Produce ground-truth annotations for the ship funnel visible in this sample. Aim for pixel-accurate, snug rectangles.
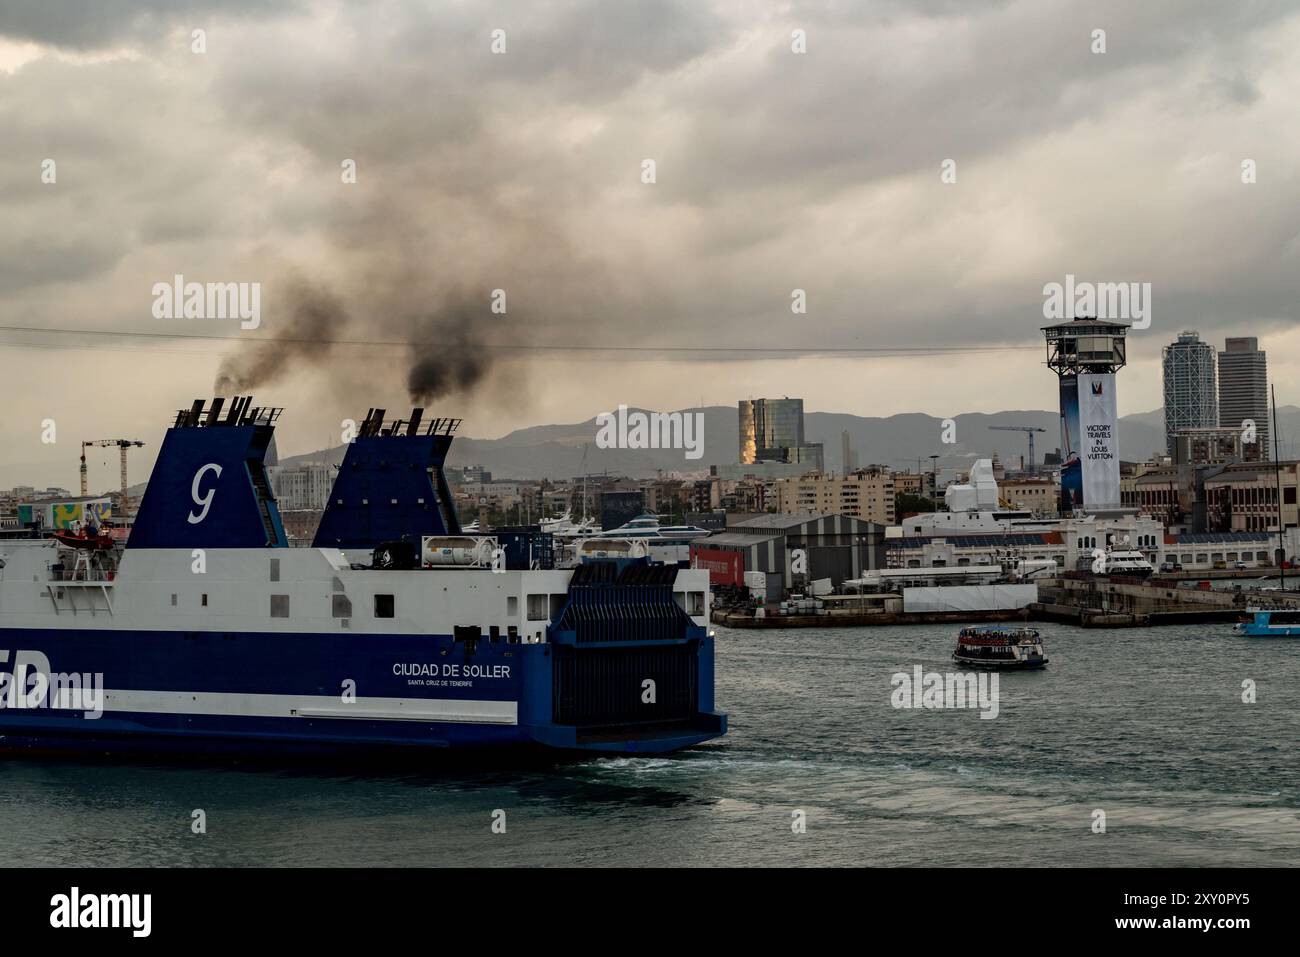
[127,396,287,549]
[312,408,463,549]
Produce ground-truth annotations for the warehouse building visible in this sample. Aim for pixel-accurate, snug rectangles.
[690,512,886,589]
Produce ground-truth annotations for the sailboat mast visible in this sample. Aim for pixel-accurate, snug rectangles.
[581,443,589,524]
[1273,384,1285,589]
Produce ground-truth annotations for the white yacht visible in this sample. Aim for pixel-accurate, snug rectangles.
[591,514,712,544]
[1102,548,1155,578]
[900,460,1055,536]
[539,510,598,538]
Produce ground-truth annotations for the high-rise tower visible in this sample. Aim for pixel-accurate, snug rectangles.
[840,431,857,473]
[738,398,824,471]
[1042,318,1128,513]
[1162,330,1218,454]
[1218,337,1269,461]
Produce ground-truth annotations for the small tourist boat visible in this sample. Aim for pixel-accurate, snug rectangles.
[953,626,1049,669]
[1233,609,1300,637]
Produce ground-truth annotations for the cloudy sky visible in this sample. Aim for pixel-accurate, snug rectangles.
[2,0,1298,489]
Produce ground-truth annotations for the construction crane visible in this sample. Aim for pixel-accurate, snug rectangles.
[80,439,145,518]
[988,425,1046,475]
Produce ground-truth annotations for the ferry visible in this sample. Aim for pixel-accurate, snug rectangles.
[0,398,726,758]
[953,626,1049,669]
[1233,609,1300,637]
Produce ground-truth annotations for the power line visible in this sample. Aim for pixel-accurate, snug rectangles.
[0,323,1039,358]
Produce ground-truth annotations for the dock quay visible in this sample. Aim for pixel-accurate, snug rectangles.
[1031,574,1300,628]
[713,573,1300,629]
[712,608,1029,629]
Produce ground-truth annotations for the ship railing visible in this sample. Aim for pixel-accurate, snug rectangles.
[48,568,116,583]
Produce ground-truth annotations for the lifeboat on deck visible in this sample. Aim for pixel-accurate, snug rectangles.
[51,526,117,551]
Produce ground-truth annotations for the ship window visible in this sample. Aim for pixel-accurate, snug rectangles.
[507,595,519,617]
[374,594,395,618]
[171,593,177,607]
[271,595,290,618]
[1257,551,1268,561]
[1181,554,1192,563]
[549,594,566,620]
[687,591,705,616]
[332,594,352,618]
[1196,554,1208,563]
[201,594,208,607]
[270,558,281,582]
[526,594,549,621]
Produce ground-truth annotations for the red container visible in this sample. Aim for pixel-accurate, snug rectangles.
[690,546,744,586]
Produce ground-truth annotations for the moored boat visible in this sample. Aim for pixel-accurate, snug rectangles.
[589,514,711,544]
[1102,547,1155,578]
[953,626,1049,669]
[1233,609,1300,637]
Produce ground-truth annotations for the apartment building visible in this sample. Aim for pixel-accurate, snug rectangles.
[774,467,896,525]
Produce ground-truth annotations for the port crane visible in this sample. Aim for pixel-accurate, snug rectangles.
[80,439,145,517]
[988,425,1046,475]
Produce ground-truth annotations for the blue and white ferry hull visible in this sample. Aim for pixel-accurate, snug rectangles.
[0,399,726,758]
[0,623,723,757]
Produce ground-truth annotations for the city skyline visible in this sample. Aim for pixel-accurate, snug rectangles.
[10,380,1300,493]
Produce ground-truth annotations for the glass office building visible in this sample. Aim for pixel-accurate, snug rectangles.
[738,398,824,472]
[1218,337,1270,461]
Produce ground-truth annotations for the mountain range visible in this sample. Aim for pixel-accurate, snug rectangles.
[275,406,1300,481]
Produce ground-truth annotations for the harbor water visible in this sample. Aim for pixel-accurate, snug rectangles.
[1,622,1297,867]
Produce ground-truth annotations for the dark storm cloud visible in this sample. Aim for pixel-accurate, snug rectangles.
[0,54,250,297]
[2,0,1299,406]
[0,0,298,49]
[0,234,121,290]
[1206,71,1261,108]
[672,0,1298,197]
[216,0,725,157]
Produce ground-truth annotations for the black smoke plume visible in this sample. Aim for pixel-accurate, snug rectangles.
[214,281,340,395]
[216,278,501,405]
[405,304,491,404]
